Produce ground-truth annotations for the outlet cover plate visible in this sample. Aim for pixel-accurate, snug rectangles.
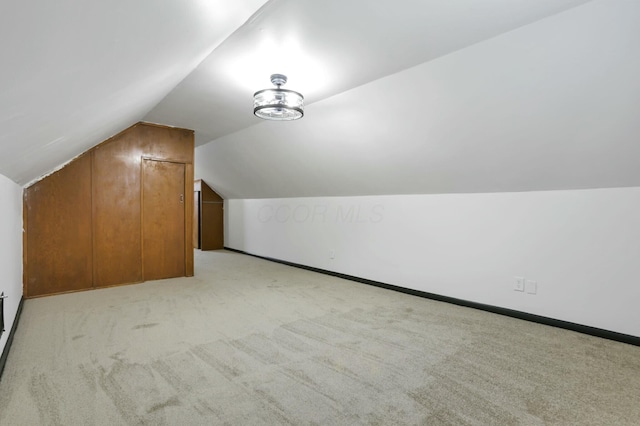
[514,277,525,292]
[526,280,537,294]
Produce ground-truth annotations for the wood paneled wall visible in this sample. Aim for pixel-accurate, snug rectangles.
[194,180,224,250]
[24,123,194,298]
[25,153,93,295]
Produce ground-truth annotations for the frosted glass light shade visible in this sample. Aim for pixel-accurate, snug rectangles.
[253,74,304,120]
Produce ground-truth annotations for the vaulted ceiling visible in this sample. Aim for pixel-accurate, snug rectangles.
[0,0,268,184]
[2,0,639,199]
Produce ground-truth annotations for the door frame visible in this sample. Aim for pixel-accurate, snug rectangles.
[140,156,194,280]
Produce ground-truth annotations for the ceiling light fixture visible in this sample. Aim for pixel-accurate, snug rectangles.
[253,74,304,120]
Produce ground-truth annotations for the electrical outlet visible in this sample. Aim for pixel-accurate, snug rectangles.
[329,249,335,260]
[514,277,525,292]
[526,280,537,294]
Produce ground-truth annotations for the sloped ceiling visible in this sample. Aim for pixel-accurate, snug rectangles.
[145,0,592,146]
[4,0,639,199]
[0,0,268,185]
[195,0,640,198]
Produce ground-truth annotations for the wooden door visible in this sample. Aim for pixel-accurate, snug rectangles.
[201,201,224,250]
[142,159,186,280]
[196,179,224,250]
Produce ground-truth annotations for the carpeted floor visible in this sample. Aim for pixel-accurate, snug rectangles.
[1,250,639,425]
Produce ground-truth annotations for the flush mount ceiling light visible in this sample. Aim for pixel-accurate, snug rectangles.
[253,74,304,120]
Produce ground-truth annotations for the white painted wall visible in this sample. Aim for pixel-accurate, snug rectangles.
[0,174,23,356]
[226,187,640,337]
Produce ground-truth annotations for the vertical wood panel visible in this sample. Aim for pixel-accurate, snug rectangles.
[193,191,201,249]
[199,180,224,250]
[184,163,194,276]
[25,154,93,297]
[142,160,186,280]
[201,181,223,203]
[92,131,143,287]
[201,202,224,250]
[137,124,194,163]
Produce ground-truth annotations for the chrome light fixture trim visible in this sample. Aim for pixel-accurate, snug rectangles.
[254,74,304,120]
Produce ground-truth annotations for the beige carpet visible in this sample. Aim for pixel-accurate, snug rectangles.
[1,250,639,425]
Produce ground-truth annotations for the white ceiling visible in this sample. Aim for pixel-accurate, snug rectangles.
[145,0,592,146]
[3,0,639,200]
[0,0,268,185]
